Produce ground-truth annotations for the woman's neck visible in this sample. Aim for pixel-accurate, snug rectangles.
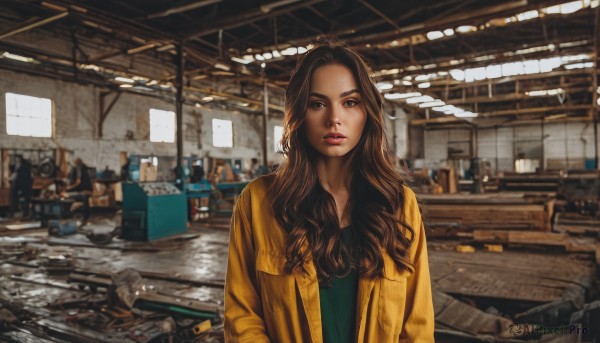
[315,156,352,194]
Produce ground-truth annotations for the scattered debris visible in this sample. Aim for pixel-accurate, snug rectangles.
[455,245,475,253]
[484,244,503,252]
[48,219,78,237]
[5,222,42,231]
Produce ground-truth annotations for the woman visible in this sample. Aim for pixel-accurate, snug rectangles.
[225,44,434,342]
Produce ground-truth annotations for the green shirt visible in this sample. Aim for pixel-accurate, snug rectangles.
[319,226,359,343]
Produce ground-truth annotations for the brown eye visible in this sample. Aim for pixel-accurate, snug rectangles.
[344,99,359,107]
[309,101,325,109]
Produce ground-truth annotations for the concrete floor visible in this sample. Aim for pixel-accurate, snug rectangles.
[1,211,598,342]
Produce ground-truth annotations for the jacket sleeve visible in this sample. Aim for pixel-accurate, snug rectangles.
[400,187,435,342]
[224,187,270,342]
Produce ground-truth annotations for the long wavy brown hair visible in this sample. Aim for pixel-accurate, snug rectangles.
[270,44,415,285]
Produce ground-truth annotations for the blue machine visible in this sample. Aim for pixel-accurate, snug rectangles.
[121,182,187,241]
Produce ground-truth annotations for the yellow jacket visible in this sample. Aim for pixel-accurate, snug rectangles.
[225,175,434,342]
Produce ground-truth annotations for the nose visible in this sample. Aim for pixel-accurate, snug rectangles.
[326,104,342,127]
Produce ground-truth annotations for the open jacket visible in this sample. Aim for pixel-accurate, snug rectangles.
[224,175,434,342]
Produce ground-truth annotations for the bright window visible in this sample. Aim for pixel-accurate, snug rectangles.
[212,119,233,147]
[149,108,175,143]
[274,125,283,152]
[5,92,52,137]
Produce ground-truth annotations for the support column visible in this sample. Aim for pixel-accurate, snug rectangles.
[176,42,184,180]
[263,79,269,168]
[593,6,599,168]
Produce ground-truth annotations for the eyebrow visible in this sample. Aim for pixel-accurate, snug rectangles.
[309,89,360,99]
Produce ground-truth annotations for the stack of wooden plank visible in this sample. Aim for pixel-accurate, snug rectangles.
[554,212,600,236]
[419,193,555,232]
[472,230,599,258]
[495,172,562,193]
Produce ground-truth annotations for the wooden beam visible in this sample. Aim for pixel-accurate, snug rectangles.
[442,87,594,105]
[186,0,325,40]
[186,86,285,112]
[146,0,222,19]
[411,114,595,126]
[370,37,594,78]
[0,12,69,40]
[307,6,335,28]
[439,70,596,89]
[482,105,591,117]
[347,0,532,46]
[378,67,596,93]
[348,0,580,46]
[286,13,322,35]
[358,0,400,30]
[98,91,122,138]
[411,116,462,125]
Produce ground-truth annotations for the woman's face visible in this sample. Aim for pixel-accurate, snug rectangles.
[304,64,367,159]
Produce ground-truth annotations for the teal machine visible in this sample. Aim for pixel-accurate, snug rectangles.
[121,182,187,241]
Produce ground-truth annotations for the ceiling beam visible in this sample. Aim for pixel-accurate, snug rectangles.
[185,0,325,40]
[307,6,335,29]
[407,105,594,125]
[0,11,69,40]
[186,85,285,112]
[440,87,593,106]
[376,69,597,96]
[378,40,593,76]
[357,0,399,30]
[482,104,592,117]
[426,69,597,90]
[285,13,322,35]
[412,115,595,126]
[346,0,578,48]
[411,116,462,125]
[146,0,223,20]
[425,0,477,23]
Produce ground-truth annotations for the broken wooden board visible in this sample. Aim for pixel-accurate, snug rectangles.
[429,247,596,305]
[433,289,525,340]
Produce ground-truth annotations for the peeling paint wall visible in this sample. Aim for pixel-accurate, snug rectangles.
[0,68,283,172]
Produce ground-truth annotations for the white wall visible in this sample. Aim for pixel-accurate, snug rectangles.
[422,122,598,173]
[383,107,409,160]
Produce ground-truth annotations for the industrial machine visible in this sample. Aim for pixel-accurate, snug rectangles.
[121,182,187,241]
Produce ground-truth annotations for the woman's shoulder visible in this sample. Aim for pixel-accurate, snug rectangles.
[237,174,276,207]
[243,174,275,195]
[399,183,421,221]
[401,184,418,205]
